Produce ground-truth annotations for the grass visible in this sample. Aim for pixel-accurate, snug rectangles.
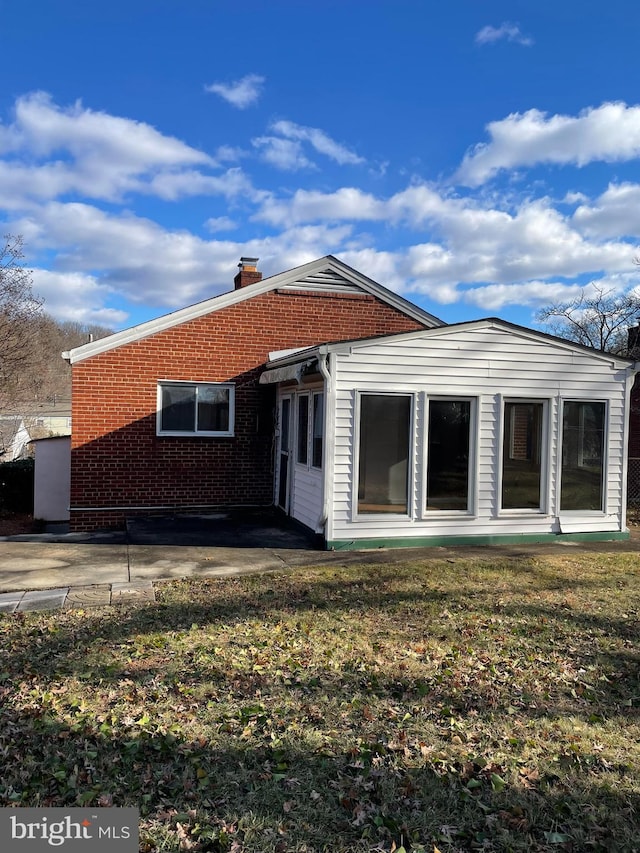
[1,553,639,852]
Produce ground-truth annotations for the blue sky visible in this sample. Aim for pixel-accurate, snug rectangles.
[1,0,640,332]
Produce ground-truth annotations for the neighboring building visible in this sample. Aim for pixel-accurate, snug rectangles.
[62,256,637,546]
[0,416,32,461]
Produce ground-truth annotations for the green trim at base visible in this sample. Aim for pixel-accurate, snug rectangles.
[326,530,630,550]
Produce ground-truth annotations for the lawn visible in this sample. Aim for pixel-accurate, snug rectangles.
[1,553,639,852]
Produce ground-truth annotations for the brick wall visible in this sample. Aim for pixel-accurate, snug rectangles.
[70,288,425,530]
[628,374,640,506]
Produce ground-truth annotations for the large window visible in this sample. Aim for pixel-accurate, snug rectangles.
[426,399,471,511]
[157,382,234,436]
[357,394,411,514]
[501,400,545,510]
[561,401,605,511]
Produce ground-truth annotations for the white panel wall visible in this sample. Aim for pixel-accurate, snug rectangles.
[329,325,630,543]
[33,437,71,522]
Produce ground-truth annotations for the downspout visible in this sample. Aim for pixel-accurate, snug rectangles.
[621,361,640,531]
[316,347,335,543]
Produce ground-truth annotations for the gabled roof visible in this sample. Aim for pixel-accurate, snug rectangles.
[264,317,637,370]
[63,255,444,365]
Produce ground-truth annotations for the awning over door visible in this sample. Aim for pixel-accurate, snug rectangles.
[259,359,317,385]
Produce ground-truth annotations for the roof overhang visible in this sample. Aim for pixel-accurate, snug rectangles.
[63,255,444,365]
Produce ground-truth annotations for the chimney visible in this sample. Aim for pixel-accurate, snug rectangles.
[234,257,262,290]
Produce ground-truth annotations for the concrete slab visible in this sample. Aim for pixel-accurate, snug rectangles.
[18,587,69,612]
[128,545,288,581]
[0,591,23,613]
[111,581,155,602]
[64,585,112,609]
[0,543,130,592]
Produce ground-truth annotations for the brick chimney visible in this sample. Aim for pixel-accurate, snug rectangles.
[234,257,262,290]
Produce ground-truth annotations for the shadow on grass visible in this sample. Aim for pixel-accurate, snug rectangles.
[0,705,638,852]
[1,559,639,849]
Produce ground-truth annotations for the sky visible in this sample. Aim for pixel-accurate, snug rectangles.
[1,0,640,333]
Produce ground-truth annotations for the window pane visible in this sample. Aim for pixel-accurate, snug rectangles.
[161,385,195,431]
[358,395,410,514]
[197,386,230,432]
[312,393,323,468]
[427,400,470,510]
[502,402,544,509]
[297,396,309,463]
[561,401,605,510]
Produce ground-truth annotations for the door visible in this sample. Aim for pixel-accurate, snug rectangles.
[277,396,292,511]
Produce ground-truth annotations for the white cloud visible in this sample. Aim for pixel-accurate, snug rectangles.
[462,281,582,311]
[456,102,640,186]
[205,74,265,109]
[31,269,129,326]
[11,200,355,322]
[255,183,637,303]
[475,22,533,47]
[252,136,316,171]
[572,182,640,239]
[271,120,365,165]
[0,91,255,205]
[204,216,237,233]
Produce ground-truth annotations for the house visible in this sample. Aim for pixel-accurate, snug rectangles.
[62,256,636,546]
[63,256,438,532]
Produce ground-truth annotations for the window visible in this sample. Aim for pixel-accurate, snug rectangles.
[501,400,545,510]
[312,393,324,469]
[426,399,471,511]
[157,382,234,436]
[297,395,309,464]
[561,401,605,511]
[357,394,411,514]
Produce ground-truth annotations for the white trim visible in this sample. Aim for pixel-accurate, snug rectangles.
[311,391,324,471]
[63,256,444,364]
[295,392,310,466]
[421,395,477,518]
[498,396,551,515]
[557,397,609,514]
[264,317,636,372]
[352,390,414,522]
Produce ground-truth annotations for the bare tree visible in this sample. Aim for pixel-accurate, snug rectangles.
[0,236,43,406]
[536,285,640,355]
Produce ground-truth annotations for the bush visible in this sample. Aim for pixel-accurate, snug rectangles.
[0,458,34,513]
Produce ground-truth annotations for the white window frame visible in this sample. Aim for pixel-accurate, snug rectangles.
[156,381,235,437]
[295,392,310,466]
[421,395,477,518]
[558,398,609,515]
[353,390,415,522]
[498,396,551,515]
[311,391,324,470]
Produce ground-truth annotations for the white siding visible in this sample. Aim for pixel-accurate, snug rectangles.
[291,465,323,530]
[329,325,631,544]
